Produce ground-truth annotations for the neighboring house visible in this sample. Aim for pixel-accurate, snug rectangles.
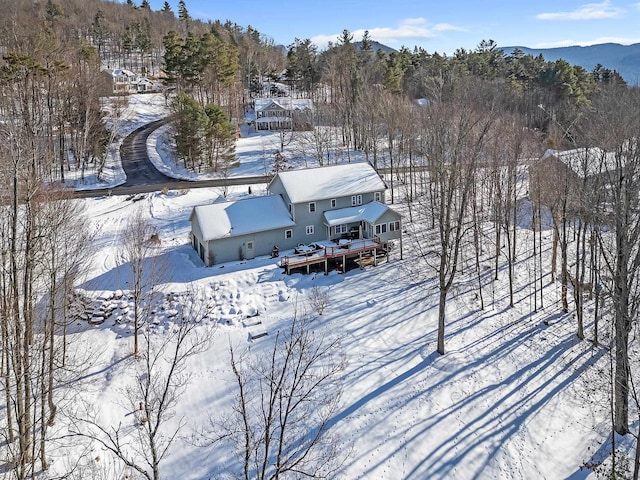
[253,97,313,131]
[101,68,139,95]
[136,77,161,93]
[190,162,403,267]
[529,147,614,214]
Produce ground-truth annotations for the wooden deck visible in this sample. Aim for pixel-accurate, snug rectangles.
[279,239,384,274]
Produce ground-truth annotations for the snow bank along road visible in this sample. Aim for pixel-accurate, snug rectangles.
[73,116,270,199]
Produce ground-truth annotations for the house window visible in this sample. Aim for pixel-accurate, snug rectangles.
[375,223,387,235]
[331,199,336,208]
[374,192,382,202]
[247,241,254,250]
[309,202,316,213]
[351,195,363,206]
[306,225,314,235]
[389,220,400,232]
[289,203,292,213]
[335,224,347,235]
[285,229,293,239]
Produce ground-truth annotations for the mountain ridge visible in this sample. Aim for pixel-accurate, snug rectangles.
[501,43,640,84]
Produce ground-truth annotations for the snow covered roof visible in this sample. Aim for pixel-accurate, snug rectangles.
[542,147,617,178]
[110,68,136,78]
[254,97,313,112]
[323,201,398,226]
[270,162,386,204]
[190,195,295,241]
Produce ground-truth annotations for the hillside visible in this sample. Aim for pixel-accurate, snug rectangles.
[502,43,640,84]
[27,94,619,479]
[354,40,398,54]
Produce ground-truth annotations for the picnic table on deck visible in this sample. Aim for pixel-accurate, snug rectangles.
[295,244,318,255]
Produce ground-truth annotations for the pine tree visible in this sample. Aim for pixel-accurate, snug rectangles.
[171,92,207,170]
[178,0,190,20]
[204,103,236,171]
[161,1,172,13]
[45,0,64,21]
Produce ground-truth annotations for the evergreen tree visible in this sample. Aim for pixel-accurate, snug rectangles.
[384,54,403,94]
[162,30,184,86]
[45,0,64,21]
[161,1,172,14]
[178,0,190,21]
[204,103,236,171]
[171,92,207,170]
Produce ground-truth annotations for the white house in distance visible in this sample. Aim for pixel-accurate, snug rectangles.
[189,162,403,271]
[253,97,313,131]
[102,68,138,94]
[101,69,162,95]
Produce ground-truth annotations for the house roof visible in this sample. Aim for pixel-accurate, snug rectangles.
[270,162,386,204]
[190,195,295,241]
[542,147,617,178]
[110,68,136,78]
[254,97,313,112]
[323,201,399,226]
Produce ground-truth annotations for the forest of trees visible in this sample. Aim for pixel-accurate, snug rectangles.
[0,0,638,477]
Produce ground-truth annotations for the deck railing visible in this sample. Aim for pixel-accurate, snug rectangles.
[279,239,382,271]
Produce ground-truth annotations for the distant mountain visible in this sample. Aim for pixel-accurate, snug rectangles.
[354,41,398,54]
[502,43,640,84]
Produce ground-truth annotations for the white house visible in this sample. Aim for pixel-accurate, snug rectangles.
[253,98,313,131]
[103,68,138,94]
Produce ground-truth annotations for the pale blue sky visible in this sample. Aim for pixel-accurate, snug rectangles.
[148,0,640,54]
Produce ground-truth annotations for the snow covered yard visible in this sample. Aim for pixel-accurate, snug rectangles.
[47,183,616,479]
[29,94,621,479]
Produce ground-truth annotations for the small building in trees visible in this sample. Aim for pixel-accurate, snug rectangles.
[136,77,162,93]
[528,147,614,215]
[189,162,403,267]
[253,98,313,131]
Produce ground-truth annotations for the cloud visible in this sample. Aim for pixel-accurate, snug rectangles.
[533,36,640,48]
[310,18,465,48]
[536,0,625,20]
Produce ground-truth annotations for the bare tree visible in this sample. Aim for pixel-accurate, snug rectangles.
[120,207,166,356]
[581,85,640,435]
[306,285,330,316]
[70,291,215,480]
[414,100,494,355]
[216,308,347,479]
[488,113,537,307]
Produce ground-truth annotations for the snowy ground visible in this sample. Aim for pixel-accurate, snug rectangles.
[70,93,367,189]
[42,94,624,478]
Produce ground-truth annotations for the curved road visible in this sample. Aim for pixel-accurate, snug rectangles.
[73,116,269,199]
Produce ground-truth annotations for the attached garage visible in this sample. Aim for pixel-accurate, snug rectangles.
[189,195,296,266]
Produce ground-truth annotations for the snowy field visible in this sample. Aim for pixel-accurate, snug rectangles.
[43,95,624,478]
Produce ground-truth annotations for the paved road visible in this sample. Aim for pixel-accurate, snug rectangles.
[119,116,178,186]
[73,116,270,199]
